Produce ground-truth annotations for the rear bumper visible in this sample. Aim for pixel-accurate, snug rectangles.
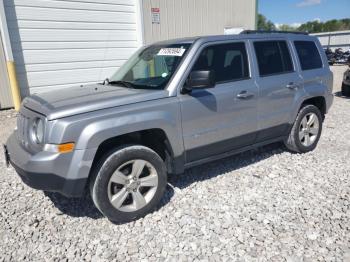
[327,92,334,113]
[5,132,90,197]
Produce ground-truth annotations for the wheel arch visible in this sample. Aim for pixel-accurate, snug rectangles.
[89,128,184,178]
[299,96,326,118]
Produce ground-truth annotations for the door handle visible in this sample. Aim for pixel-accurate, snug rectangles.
[237,91,254,99]
[286,82,299,90]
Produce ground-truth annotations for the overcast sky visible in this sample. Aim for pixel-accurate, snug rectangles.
[259,0,350,27]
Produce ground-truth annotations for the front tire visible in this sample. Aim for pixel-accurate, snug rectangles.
[284,105,323,153]
[90,145,167,223]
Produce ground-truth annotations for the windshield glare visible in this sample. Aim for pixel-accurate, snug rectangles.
[110,43,191,90]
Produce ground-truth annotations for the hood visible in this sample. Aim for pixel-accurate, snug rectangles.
[22,84,169,120]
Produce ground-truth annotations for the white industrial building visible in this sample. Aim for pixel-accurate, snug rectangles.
[0,0,257,109]
[312,30,350,50]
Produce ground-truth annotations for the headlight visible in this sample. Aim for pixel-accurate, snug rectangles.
[31,118,44,144]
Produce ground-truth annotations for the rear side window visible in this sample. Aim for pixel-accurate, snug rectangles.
[254,41,293,76]
[294,41,323,70]
[192,42,249,83]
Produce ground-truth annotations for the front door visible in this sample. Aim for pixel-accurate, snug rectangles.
[179,41,258,163]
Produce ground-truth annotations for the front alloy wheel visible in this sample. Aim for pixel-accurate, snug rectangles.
[90,145,167,223]
[107,159,158,212]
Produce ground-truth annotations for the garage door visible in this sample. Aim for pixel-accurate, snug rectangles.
[0,33,13,109]
[4,0,140,95]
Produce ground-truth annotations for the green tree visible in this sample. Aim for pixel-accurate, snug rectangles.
[258,13,350,33]
[298,21,323,33]
[257,14,276,31]
[298,18,350,33]
[278,24,297,31]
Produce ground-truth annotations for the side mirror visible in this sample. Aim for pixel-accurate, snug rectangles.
[183,70,215,93]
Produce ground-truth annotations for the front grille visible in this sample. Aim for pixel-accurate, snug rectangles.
[15,106,47,152]
[16,113,30,147]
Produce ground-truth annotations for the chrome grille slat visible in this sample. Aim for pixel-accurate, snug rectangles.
[17,113,24,141]
[16,107,45,151]
[24,116,29,142]
[16,112,30,147]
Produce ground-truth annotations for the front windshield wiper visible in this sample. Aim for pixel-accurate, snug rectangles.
[109,80,134,89]
[102,78,134,89]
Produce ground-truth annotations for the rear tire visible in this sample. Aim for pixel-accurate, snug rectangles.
[284,105,323,153]
[90,145,167,223]
[342,83,350,97]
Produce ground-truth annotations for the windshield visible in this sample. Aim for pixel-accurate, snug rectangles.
[109,43,191,90]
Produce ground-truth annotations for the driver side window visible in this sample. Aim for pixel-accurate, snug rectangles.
[191,42,250,83]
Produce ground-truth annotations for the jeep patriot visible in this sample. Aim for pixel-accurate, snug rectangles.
[4,31,333,223]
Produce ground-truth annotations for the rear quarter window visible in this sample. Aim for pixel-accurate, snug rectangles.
[294,41,323,70]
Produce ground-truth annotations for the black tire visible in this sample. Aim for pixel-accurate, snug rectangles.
[284,105,323,153]
[342,83,350,97]
[89,145,167,223]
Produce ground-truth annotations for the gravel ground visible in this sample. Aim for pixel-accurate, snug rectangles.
[0,66,349,262]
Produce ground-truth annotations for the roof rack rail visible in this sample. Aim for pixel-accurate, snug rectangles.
[240,30,309,35]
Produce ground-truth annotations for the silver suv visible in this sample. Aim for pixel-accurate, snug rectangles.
[4,31,333,223]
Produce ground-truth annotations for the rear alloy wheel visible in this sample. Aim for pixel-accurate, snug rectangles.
[90,145,167,223]
[284,105,323,153]
[298,112,320,147]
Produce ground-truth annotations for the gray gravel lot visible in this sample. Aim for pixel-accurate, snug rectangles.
[0,66,349,261]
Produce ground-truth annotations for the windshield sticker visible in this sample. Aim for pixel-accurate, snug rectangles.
[157,48,186,57]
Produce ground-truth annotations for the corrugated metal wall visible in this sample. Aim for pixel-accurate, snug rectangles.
[312,30,350,50]
[4,0,140,95]
[3,0,256,98]
[0,33,13,109]
[141,0,256,44]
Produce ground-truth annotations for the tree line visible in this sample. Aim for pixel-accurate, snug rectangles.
[258,14,350,33]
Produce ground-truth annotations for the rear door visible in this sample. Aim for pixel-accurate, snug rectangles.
[252,39,303,142]
[179,41,258,163]
[293,39,331,95]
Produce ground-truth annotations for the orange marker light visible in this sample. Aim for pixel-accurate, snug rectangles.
[57,143,75,153]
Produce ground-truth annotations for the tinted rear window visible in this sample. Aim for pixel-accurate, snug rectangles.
[254,41,293,76]
[294,41,323,70]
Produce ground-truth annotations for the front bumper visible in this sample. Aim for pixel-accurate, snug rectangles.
[5,133,88,197]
